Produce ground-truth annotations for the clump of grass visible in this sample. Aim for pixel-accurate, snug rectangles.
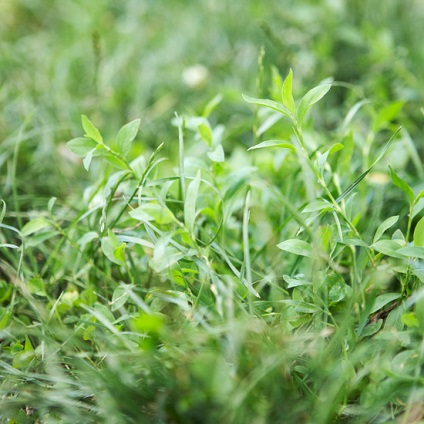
[1,63,424,424]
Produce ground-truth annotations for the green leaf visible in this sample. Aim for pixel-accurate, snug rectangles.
[202,93,223,118]
[370,293,401,314]
[373,100,404,132]
[81,115,103,143]
[247,139,295,152]
[282,68,295,114]
[110,285,130,311]
[197,123,213,147]
[101,230,126,265]
[360,320,383,337]
[207,144,225,162]
[336,128,401,203]
[129,203,175,225]
[372,239,404,258]
[67,137,97,157]
[185,171,201,234]
[242,94,291,117]
[302,200,333,213]
[28,277,46,296]
[83,148,95,171]
[297,83,332,125]
[397,246,424,259]
[277,239,313,258]
[390,166,414,205]
[47,197,57,214]
[283,275,311,288]
[103,153,129,170]
[373,215,399,244]
[116,119,140,156]
[0,199,5,224]
[21,218,50,236]
[413,216,424,247]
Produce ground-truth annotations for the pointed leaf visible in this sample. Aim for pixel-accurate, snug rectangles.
[116,119,140,156]
[390,166,415,205]
[198,123,213,147]
[83,149,95,171]
[373,215,399,244]
[248,140,295,152]
[414,216,424,247]
[398,246,424,259]
[370,293,401,314]
[336,128,401,203]
[81,115,103,143]
[282,68,295,114]
[243,94,291,117]
[185,171,201,234]
[110,286,130,311]
[22,218,50,236]
[297,83,332,125]
[277,239,313,258]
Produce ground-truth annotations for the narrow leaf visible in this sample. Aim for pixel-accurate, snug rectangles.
[390,166,415,205]
[282,68,295,114]
[336,128,401,203]
[0,200,6,224]
[81,115,103,143]
[242,94,291,117]
[297,83,332,125]
[198,123,213,147]
[248,140,295,152]
[414,216,424,247]
[277,239,313,258]
[185,171,201,234]
[373,215,399,244]
[398,246,424,259]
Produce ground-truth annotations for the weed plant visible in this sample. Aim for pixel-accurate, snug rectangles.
[1,1,424,423]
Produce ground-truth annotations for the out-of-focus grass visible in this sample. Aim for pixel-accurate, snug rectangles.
[1,1,424,423]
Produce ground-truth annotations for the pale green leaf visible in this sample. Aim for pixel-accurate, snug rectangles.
[336,128,401,203]
[277,239,313,258]
[373,215,399,244]
[297,83,332,125]
[242,94,291,117]
[22,218,50,236]
[116,119,140,156]
[248,140,295,152]
[390,166,414,205]
[67,137,97,157]
[398,246,424,259]
[282,68,295,114]
[372,239,404,258]
[198,123,213,147]
[110,286,130,311]
[413,216,424,247]
[185,171,201,234]
[370,293,401,314]
[207,144,225,162]
[129,203,174,225]
[81,115,103,143]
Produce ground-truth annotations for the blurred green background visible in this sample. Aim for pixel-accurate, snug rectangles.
[1,0,423,200]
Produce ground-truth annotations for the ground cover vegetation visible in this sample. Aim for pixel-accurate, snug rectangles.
[1,0,424,423]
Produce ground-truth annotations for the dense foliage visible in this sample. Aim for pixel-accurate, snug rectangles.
[1,1,424,423]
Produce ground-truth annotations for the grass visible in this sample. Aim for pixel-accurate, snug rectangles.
[1,1,424,423]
